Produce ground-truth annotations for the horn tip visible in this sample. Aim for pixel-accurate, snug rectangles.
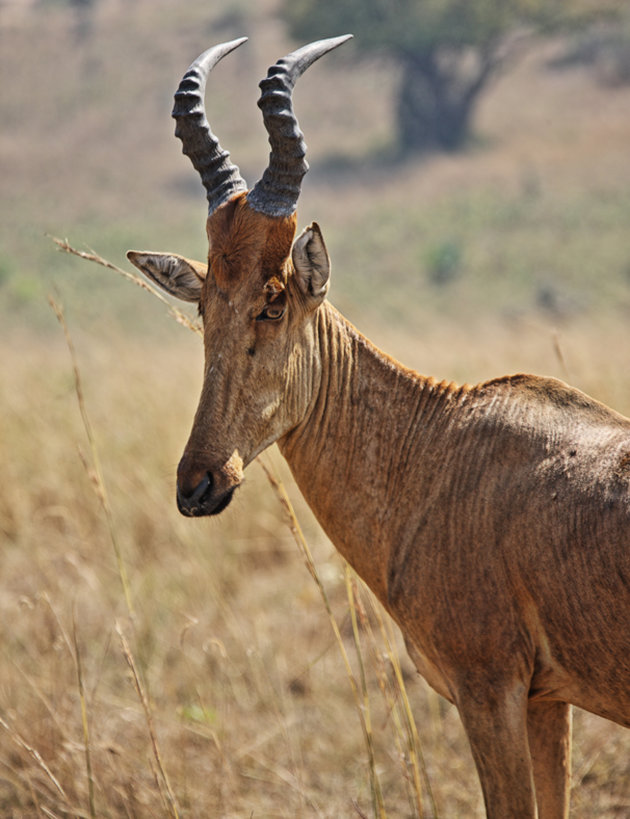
[312,33,354,53]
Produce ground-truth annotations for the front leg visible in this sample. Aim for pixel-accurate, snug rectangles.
[528,700,572,819]
[455,679,537,819]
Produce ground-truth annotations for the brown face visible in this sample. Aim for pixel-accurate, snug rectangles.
[127,195,331,517]
[177,197,299,516]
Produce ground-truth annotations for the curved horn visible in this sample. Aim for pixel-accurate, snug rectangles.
[247,34,353,218]
[172,38,248,215]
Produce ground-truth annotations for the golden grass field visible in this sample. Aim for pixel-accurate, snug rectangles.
[1,1,630,816]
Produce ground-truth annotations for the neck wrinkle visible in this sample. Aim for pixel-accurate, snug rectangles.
[278,302,465,605]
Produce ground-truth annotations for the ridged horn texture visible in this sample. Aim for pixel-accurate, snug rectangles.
[172,38,248,215]
[247,34,353,218]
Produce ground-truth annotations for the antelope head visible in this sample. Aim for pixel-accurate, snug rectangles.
[128,36,351,516]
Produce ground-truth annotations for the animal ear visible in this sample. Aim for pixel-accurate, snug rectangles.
[126,251,206,303]
[291,222,330,305]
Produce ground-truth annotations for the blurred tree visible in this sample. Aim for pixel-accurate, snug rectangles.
[71,0,97,42]
[285,0,618,154]
[549,5,630,86]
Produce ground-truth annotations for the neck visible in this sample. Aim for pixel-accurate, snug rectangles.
[278,302,466,605]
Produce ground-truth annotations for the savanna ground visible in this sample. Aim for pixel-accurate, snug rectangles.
[1,0,630,816]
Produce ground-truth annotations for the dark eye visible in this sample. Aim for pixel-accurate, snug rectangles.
[256,303,286,322]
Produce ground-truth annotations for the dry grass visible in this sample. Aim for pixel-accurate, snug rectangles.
[2,0,630,815]
[0,322,440,818]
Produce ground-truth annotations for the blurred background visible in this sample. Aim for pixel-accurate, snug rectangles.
[1,0,629,816]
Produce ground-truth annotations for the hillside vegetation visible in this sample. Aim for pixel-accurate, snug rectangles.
[2,0,630,331]
[1,0,630,816]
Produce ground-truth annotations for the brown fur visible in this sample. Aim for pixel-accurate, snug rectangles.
[133,196,630,819]
[206,194,296,290]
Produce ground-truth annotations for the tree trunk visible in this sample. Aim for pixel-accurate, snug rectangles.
[396,50,495,155]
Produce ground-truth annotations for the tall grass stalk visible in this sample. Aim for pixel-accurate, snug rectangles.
[367,592,439,818]
[0,716,68,805]
[49,290,181,813]
[345,568,435,818]
[51,238,202,337]
[72,614,96,819]
[49,295,135,618]
[552,332,572,384]
[345,566,387,816]
[116,622,181,819]
[3,597,97,815]
[6,649,68,743]
[259,458,387,817]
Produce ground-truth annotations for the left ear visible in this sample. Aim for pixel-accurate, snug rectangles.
[291,222,330,305]
[126,251,206,303]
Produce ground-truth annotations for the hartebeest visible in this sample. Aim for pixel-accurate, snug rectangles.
[127,36,630,818]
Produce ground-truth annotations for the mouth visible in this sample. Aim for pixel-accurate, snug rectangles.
[177,484,236,517]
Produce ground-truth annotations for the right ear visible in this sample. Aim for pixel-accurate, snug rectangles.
[126,251,206,303]
[291,222,330,306]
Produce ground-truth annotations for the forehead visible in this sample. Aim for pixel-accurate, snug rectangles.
[206,193,297,292]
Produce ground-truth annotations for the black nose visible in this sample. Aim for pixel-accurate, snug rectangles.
[176,470,236,517]
[177,472,213,517]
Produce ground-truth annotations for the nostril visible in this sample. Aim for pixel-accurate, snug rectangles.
[177,471,214,513]
[189,472,213,505]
